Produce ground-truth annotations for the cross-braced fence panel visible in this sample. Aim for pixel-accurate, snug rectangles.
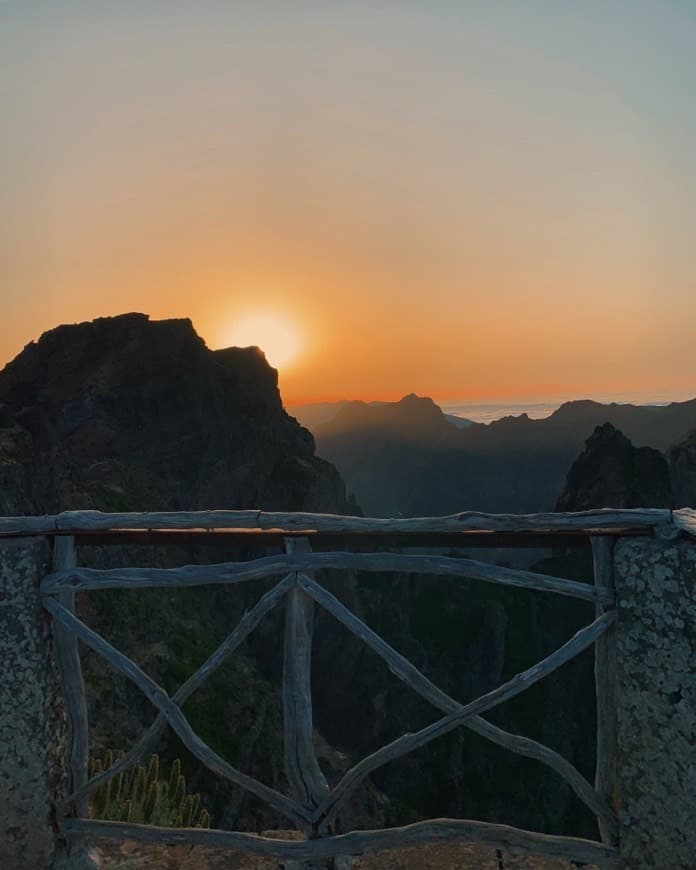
[41,529,622,868]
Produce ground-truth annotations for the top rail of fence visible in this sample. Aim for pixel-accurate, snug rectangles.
[1,506,694,540]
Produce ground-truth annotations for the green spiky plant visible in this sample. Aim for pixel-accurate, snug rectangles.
[89,751,211,829]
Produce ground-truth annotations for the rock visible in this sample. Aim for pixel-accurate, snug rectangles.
[0,313,351,515]
[669,429,696,508]
[556,423,672,511]
[51,845,102,870]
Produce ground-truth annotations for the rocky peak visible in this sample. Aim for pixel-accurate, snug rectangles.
[0,313,351,515]
[320,393,452,442]
[556,422,673,511]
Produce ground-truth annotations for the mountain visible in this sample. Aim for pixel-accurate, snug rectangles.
[314,393,696,516]
[326,393,453,442]
[286,400,350,431]
[0,313,350,516]
[287,397,473,432]
[556,422,673,511]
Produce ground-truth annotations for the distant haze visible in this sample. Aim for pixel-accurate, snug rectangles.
[440,391,696,424]
[2,2,695,402]
[290,391,696,431]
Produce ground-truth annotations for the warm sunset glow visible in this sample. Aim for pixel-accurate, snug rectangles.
[225,314,300,369]
[2,4,695,404]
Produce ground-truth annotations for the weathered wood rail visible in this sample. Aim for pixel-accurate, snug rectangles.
[3,506,695,537]
[21,508,696,868]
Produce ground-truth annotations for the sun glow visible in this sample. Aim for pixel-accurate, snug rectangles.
[226,313,300,369]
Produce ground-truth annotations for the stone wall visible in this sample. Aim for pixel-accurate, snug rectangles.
[0,537,66,870]
[614,537,696,869]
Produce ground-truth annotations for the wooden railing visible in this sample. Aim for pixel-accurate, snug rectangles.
[28,508,695,867]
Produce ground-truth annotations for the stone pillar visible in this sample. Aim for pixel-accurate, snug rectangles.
[614,537,696,869]
[0,536,66,869]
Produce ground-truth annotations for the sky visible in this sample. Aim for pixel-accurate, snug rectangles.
[2,1,695,405]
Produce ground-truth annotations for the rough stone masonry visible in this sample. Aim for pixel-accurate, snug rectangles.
[0,537,66,869]
[614,537,696,869]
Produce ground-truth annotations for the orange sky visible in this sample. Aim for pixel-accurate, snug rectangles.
[2,3,695,405]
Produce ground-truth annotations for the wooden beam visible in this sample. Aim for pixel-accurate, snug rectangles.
[68,530,598,550]
[42,597,311,827]
[282,539,329,832]
[294,573,614,832]
[51,537,90,819]
[41,555,307,593]
[62,573,295,812]
[41,551,611,603]
[0,506,672,537]
[592,536,620,847]
[59,817,624,867]
[312,609,615,825]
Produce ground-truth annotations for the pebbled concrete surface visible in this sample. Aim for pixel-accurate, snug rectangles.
[614,537,696,869]
[0,537,66,870]
[93,836,601,869]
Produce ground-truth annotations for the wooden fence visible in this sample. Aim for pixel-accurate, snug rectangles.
[27,508,696,867]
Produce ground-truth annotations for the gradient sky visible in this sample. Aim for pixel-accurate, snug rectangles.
[2,1,695,404]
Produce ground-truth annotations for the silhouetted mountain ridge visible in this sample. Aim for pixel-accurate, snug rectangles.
[315,393,696,515]
[556,422,673,511]
[288,396,474,433]
[0,312,351,515]
[327,393,454,445]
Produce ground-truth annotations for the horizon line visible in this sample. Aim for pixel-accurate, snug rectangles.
[284,390,696,408]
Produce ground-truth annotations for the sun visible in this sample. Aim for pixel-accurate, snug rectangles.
[226,313,300,369]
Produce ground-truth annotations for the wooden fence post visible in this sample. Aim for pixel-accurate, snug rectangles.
[50,536,98,869]
[282,538,351,870]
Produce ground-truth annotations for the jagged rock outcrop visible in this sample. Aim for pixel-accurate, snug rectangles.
[0,313,350,515]
[556,423,672,511]
[670,430,696,508]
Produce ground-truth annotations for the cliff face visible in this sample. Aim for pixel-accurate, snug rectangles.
[0,313,349,515]
[670,430,696,508]
[556,423,673,512]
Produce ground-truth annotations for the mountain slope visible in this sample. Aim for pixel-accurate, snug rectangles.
[0,313,350,515]
[315,394,696,515]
